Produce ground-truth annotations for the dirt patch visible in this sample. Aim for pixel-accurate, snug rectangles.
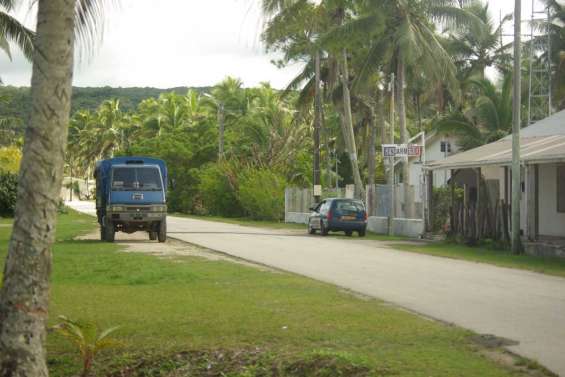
[105,349,377,377]
[76,230,277,272]
[0,224,12,228]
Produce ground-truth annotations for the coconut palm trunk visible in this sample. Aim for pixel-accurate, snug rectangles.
[340,49,365,200]
[396,56,414,218]
[0,1,76,376]
[367,99,377,215]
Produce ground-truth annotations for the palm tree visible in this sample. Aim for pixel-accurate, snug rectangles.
[0,1,114,375]
[0,0,34,81]
[445,1,512,80]
[332,0,477,215]
[434,75,513,149]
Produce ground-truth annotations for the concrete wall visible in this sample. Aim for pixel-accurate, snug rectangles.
[367,216,424,238]
[538,164,565,237]
[285,212,310,225]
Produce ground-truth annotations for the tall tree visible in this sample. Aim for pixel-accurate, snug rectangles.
[511,0,522,253]
[0,1,112,375]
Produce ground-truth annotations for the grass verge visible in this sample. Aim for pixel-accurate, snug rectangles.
[0,211,546,376]
[392,242,565,278]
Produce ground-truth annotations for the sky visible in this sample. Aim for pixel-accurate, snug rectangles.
[0,0,544,89]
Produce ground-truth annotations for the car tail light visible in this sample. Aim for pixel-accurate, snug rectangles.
[364,212,368,221]
[327,210,333,221]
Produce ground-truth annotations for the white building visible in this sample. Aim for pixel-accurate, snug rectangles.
[425,110,565,256]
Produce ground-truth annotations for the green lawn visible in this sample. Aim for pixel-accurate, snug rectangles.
[0,212,544,376]
[392,242,565,278]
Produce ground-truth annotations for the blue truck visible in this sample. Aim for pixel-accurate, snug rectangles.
[94,157,168,242]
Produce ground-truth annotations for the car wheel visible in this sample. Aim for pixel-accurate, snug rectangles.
[308,222,316,235]
[320,221,329,236]
[345,230,353,237]
[358,229,366,237]
[149,231,157,240]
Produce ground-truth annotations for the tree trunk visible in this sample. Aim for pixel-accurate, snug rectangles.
[367,95,378,216]
[0,1,76,376]
[397,56,414,218]
[313,50,322,201]
[340,49,365,200]
[218,102,225,161]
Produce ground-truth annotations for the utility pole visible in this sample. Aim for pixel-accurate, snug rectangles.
[512,0,522,253]
[313,50,322,202]
[389,73,396,236]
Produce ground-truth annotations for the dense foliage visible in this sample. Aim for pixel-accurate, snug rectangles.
[2,0,564,220]
[0,173,18,216]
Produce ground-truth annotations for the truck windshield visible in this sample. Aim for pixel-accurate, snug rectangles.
[111,167,162,191]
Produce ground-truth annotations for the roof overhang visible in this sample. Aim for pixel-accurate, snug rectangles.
[425,135,565,171]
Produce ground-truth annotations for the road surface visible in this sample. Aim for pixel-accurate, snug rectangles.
[69,201,565,376]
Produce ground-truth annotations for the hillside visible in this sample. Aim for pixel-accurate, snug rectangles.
[0,85,211,121]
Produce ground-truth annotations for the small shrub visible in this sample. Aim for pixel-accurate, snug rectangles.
[198,163,243,217]
[431,186,463,233]
[52,315,121,377]
[0,172,18,216]
[238,168,286,221]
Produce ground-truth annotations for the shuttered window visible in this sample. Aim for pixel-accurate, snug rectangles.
[558,165,565,213]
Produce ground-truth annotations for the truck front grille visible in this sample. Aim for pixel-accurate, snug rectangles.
[126,207,150,211]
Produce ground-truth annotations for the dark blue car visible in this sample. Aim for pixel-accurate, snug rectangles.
[308,198,367,237]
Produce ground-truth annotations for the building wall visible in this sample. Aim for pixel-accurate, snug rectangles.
[409,135,460,202]
[538,164,565,237]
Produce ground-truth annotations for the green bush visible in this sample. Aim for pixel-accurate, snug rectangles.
[198,163,243,217]
[238,168,286,221]
[431,186,463,232]
[0,172,18,216]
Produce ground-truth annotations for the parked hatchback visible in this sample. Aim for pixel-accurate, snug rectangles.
[308,198,367,237]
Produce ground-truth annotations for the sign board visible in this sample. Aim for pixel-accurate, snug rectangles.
[313,185,322,196]
[382,144,423,158]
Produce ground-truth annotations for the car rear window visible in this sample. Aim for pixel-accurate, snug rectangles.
[335,200,365,212]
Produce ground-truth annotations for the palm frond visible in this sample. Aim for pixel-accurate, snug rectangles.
[0,11,34,61]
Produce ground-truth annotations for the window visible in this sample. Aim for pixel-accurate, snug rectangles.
[440,141,451,153]
[335,200,365,213]
[320,201,331,215]
[112,167,162,191]
[558,165,565,213]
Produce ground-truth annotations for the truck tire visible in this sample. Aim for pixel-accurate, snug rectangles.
[149,231,157,241]
[104,220,115,242]
[158,219,167,243]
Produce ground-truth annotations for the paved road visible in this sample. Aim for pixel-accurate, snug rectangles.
[69,201,565,376]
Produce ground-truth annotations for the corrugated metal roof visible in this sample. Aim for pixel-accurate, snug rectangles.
[503,109,565,139]
[426,110,565,170]
[426,135,565,170]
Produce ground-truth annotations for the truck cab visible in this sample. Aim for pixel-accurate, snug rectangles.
[94,157,168,242]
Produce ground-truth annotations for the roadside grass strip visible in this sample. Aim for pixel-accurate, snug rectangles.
[0,211,550,376]
[392,242,565,279]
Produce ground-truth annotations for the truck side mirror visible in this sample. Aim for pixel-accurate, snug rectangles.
[169,178,176,190]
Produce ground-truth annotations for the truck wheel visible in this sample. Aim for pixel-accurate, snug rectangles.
[158,219,167,243]
[104,220,115,242]
[149,231,157,241]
